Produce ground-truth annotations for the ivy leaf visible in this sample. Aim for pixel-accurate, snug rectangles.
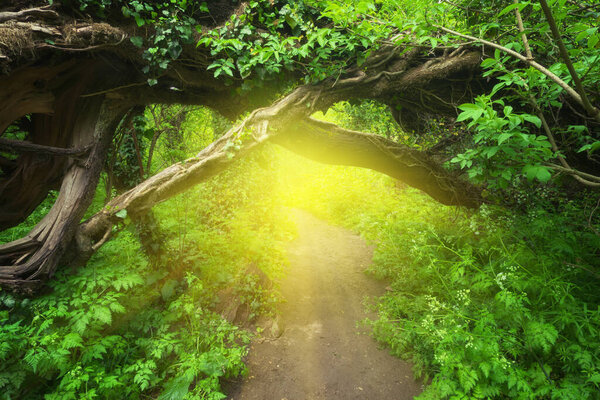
[134,14,145,27]
[130,36,144,48]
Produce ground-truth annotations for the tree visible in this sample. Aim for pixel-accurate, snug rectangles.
[0,0,598,292]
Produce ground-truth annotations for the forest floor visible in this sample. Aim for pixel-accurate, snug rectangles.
[224,209,423,400]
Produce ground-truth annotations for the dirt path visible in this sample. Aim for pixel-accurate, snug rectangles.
[225,209,422,400]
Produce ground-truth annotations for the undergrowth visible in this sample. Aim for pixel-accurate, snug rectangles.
[2,141,599,399]
[0,148,293,400]
[281,152,600,399]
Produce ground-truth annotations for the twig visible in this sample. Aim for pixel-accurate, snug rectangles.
[513,0,532,59]
[539,0,600,122]
[531,94,600,187]
[435,25,596,120]
[564,262,600,279]
[0,138,92,157]
[513,68,600,187]
[567,1,600,15]
[91,228,112,251]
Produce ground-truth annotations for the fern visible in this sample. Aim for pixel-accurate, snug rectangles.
[158,370,195,400]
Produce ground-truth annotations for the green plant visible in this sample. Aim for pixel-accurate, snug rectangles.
[450,94,553,189]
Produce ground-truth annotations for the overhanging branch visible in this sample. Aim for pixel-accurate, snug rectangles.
[272,118,481,207]
[78,85,481,258]
[0,137,92,157]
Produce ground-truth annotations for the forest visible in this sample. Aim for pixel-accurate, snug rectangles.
[0,0,599,399]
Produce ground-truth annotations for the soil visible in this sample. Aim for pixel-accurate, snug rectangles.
[224,209,423,400]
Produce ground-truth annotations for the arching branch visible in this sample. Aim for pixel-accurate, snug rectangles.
[272,118,481,207]
[0,44,487,292]
[75,85,481,272]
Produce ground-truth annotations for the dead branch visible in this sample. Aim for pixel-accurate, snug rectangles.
[0,137,93,157]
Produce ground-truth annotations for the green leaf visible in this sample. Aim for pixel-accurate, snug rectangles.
[480,58,497,68]
[456,106,484,122]
[485,146,500,158]
[94,306,112,325]
[497,132,512,144]
[522,114,542,128]
[130,36,144,47]
[523,165,552,182]
[498,2,527,17]
[62,332,83,349]
[109,302,126,314]
[158,371,195,400]
[134,14,145,27]
[115,209,128,219]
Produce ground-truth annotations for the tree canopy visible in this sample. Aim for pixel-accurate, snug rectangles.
[0,0,599,291]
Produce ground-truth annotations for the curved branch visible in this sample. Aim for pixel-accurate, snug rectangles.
[0,6,59,23]
[272,118,481,207]
[0,138,92,157]
[436,25,600,122]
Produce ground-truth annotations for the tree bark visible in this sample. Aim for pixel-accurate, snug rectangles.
[0,99,128,292]
[0,7,488,292]
[75,85,481,267]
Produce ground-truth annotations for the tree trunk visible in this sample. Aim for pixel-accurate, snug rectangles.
[0,97,128,292]
[0,10,488,292]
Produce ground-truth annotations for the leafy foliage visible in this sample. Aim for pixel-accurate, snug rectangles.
[450,95,553,188]
[0,107,293,400]
[286,153,600,399]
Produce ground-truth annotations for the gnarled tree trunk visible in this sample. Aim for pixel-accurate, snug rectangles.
[0,4,486,293]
